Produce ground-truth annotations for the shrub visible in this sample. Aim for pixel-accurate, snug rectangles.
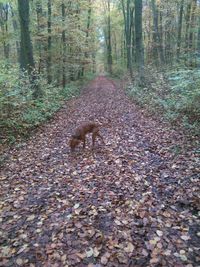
[0,61,93,144]
[127,66,200,135]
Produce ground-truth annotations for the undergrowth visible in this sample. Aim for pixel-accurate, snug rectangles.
[0,62,95,145]
[127,66,200,135]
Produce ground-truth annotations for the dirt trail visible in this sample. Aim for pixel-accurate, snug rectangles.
[0,77,199,266]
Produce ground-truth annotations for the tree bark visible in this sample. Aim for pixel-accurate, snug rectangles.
[62,2,67,88]
[47,0,52,84]
[18,0,35,73]
[4,4,9,59]
[121,0,134,76]
[135,0,144,80]
[107,0,112,74]
[10,4,20,61]
[197,16,200,67]
[151,0,164,65]
[36,0,43,74]
[82,0,92,76]
[18,0,41,98]
[185,1,192,59]
[188,0,197,66]
[177,0,184,61]
[0,3,10,60]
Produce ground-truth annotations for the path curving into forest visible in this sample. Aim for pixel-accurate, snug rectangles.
[0,76,199,266]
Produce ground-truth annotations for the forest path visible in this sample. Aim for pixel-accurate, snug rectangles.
[0,76,199,266]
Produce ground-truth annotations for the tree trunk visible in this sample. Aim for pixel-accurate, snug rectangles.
[92,52,96,73]
[47,0,52,84]
[62,2,67,88]
[151,0,164,65]
[159,8,165,63]
[185,2,192,61]
[126,0,131,69]
[10,5,20,61]
[188,0,197,66]
[107,0,112,74]
[75,3,82,80]
[132,19,135,64]
[4,4,9,59]
[135,0,144,81]
[177,0,184,61]
[0,3,10,60]
[121,0,134,76]
[197,16,200,67]
[18,0,41,98]
[82,0,92,76]
[36,0,43,74]
[18,0,35,73]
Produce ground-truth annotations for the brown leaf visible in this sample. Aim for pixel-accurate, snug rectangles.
[101,252,111,265]
[180,235,190,241]
[16,258,24,266]
[124,242,135,253]
[86,248,94,258]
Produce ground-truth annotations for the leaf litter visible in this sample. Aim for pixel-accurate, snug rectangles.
[0,76,199,266]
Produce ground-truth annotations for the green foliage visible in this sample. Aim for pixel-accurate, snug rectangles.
[0,61,93,144]
[164,69,200,123]
[127,67,200,135]
[110,63,127,78]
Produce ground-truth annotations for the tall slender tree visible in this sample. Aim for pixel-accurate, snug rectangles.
[177,0,184,61]
[121,0,134,76]
[10,4,20,61]
[135,0,144,80]
[151,0,164,65]
[18,0,41,97]
[197,16,200,67]
[188,0,197,65]
[82,0,92,76]
[185,1,192,59]
[47,0,52,84]
[61,1,67,88]
[107,0,112,74]
[18,0,35,74]
[0,3,10,59]
[36,0,43,74]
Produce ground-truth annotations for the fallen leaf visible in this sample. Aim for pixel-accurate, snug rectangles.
[101,252,110,265]
[149,239,158,245]
[16,258,23,266]
[181,235,190,241]
[74,203,80,209]
[26,214,35,221]
[114,219,122,226]
[156,230,163,237]
[142,249,148,256]
[93,247,100,257]
[150,257,160,264]
[124,242,135,253]
[86,248,94,258]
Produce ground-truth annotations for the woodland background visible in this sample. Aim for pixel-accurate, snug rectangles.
[0,0,200,145]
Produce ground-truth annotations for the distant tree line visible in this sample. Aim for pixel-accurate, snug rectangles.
[0,0,97,96]
[101,0,200,78]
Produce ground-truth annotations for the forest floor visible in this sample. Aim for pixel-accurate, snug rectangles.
[0,76,199,267]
